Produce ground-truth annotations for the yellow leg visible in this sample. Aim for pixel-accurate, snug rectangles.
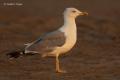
[55,55,66,73]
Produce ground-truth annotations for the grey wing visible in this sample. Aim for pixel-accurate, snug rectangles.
[25,30,66,53]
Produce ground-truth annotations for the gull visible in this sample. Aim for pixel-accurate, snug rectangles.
[24,8,88,73]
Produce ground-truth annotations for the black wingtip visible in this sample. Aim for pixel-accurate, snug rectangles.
[6,50,24,59]
[6,50,36,59]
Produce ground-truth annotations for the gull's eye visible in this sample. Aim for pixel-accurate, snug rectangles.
[72,11,76,13]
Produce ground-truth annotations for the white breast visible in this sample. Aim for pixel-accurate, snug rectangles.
[59,25,77,53]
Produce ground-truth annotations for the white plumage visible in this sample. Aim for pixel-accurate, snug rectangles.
[25,7,88,73]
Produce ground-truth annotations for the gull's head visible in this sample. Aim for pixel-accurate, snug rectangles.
[63,8,88,18]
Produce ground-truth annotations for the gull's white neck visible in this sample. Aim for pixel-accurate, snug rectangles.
[59,16,76,32]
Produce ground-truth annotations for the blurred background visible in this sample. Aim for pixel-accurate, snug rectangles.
[0,0,120,80]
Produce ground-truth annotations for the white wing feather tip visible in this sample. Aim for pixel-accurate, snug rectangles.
[24,43,32,46]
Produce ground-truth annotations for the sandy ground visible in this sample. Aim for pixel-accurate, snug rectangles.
[0,0,120,80]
